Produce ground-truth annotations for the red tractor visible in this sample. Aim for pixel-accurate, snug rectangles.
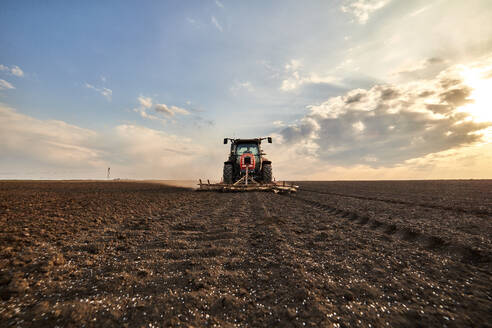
[197,137,297,193]
[222,137,272,184]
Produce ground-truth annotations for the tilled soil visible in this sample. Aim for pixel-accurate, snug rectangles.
[0,180,491,327]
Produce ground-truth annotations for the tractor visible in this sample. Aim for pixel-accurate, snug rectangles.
[222,137,272,184]
[197,137,297,193]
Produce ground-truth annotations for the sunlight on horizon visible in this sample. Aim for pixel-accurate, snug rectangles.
[459,64,492,126]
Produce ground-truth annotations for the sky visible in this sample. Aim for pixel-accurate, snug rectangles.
[1,0,492,180]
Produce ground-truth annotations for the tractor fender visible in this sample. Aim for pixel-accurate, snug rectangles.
[224,161,234,165]
[262,160,271,165]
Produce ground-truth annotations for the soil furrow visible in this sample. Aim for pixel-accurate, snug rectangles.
[289,192,492,267]
[1,181,491,327]
[299,188,491,217]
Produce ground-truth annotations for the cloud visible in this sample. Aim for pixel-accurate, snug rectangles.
[0,79,15,90]
[211,16,223,32]
[215,0,224,8]
[0,104,102,168]
[394,57,448,80]
[277,61,492,168]
[138,96,153,108]
[341,0,392,24]
[114,124,195,160]
[280,59,338,91]
[230,81,254,94]
[270,139,492,180]
[0,64,24,77]
[10,65,24,77]
[134,96,162,122]
[0,104,214,179]
[85,83,112,101]
[154,104,190,116]
[110,124,216,179]
[101,88,112,100]
[408,4,433,17]
[134,96,190,123]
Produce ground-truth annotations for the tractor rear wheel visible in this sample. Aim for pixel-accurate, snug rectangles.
[262,163,272,183]
[223,164,233,184]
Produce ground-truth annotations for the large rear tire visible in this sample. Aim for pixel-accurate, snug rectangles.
[262,163,272,183]
[223,164,233,184]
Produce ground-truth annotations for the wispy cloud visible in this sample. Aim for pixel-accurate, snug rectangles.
[341,0,392,24]
[134,96,162,122]
[138,96,153,109]
[0,79,15,90]
[0,64,24,77]
[85,83,112,101]
[215,0,224,8]
[230,80,253,94]
[393,57,448,80]
[211,16,223,32]
[409,4,433,17]
[134,96,190,124]
[155,104,190,116]
[280,59,338,91]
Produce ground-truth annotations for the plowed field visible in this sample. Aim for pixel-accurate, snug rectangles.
[1,180,491,327]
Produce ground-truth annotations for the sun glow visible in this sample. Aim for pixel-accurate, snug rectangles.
[459,66,492,123]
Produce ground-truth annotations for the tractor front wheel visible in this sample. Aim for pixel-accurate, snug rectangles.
[223,164,233,184]
[262,163,272,183]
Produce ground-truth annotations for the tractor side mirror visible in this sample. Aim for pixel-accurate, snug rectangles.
[267,137,272,143]
[224,138,228,144]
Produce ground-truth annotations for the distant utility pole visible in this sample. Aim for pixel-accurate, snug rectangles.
[107,167,110,180]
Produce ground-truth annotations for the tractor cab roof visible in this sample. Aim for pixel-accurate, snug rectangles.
[224,137,272,145]
[233,138,261,144]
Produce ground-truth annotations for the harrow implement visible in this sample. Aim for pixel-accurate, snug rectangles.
[197,177,298,193]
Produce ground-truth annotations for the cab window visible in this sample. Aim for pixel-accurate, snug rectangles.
[236,143,259,155]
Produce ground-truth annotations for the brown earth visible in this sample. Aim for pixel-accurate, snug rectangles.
[0,180,491,327]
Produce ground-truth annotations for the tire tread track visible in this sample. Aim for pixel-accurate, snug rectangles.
[299,188,492,218]
[289,193,492,266]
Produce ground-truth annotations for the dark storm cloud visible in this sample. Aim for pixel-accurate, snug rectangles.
[279,68,491,167]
